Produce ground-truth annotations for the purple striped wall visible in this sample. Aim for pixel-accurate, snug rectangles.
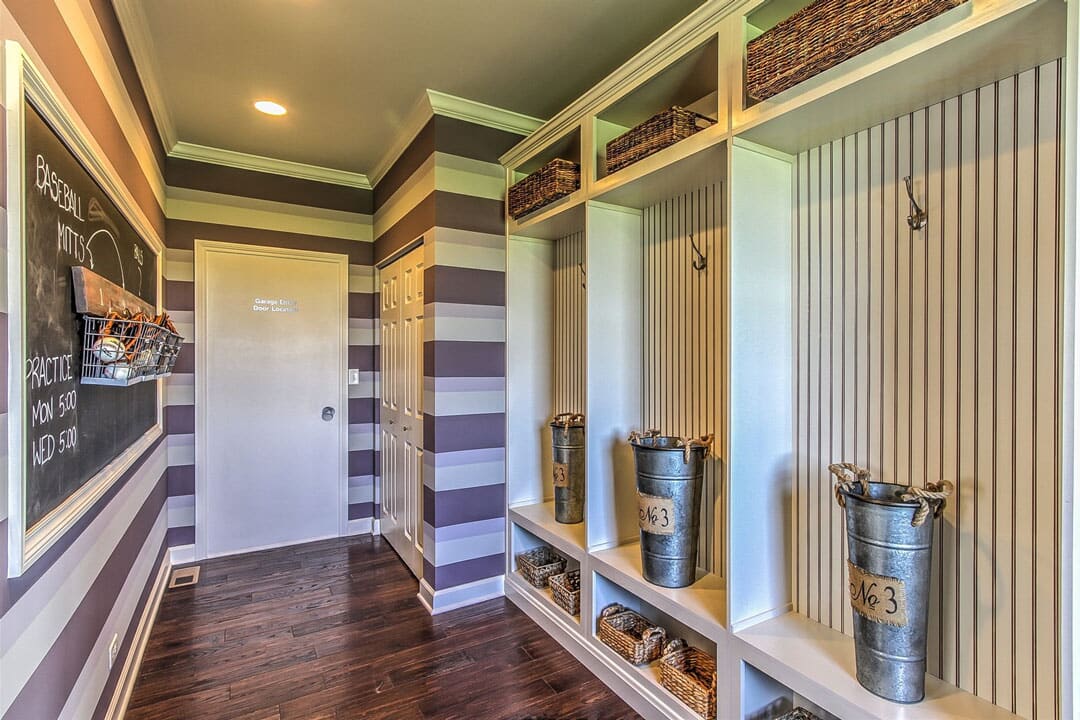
[161,208,378,549]
[374,117,520,598]
[0,2,171,718]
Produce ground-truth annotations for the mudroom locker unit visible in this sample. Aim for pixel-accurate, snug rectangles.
[501,0,1080,718]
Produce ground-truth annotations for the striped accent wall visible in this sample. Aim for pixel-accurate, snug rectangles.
[1,1,172,718]
[374,116,523,607]
[161,184,376,555]
[793,60,1063,719]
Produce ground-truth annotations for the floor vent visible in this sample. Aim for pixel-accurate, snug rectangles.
[168,565,201,589]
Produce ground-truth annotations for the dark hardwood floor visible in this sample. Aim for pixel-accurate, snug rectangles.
[127,535,641,720]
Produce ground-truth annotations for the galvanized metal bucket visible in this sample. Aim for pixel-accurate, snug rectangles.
[629,432,712,588]
[550,414,585,524]
[832,463,952,704]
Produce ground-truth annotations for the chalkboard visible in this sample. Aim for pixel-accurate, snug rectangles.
[22,98,158,529]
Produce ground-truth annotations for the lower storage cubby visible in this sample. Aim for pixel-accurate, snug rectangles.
[742,662,836,720]
[509,522,581,624]
[591,571,719,720]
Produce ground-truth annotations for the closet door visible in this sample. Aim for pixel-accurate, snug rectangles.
[379,246,424,577]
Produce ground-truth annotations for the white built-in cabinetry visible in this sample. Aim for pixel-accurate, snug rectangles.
[502,1,1076,718]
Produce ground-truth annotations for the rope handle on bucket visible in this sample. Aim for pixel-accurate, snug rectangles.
[553,412,585,429]
[830,462,954,527]
[627,430,714,463]
[902,481,954,527]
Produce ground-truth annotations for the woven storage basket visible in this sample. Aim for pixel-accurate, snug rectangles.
[659,640,717,719]
[745,0,966,103]
[515,546,566,588]
[549,569,581,616]
[596,603,666,665]
[508,158,580,219]
[605,107,716,175]
[777,709,823,720]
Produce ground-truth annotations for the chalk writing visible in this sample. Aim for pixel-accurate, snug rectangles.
[35,154,84,220]
[26,352,73,390]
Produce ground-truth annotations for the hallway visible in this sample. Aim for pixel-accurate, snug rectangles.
[126,536,639,719]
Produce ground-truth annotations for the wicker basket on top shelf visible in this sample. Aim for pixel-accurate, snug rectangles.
[515,546,567,588]
[659,640,717,719]
[508,158,580,219]
[745,0,966,103]
[605,106,716,175]
[596,603,666,665]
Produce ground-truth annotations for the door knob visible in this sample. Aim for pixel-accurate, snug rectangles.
[322,406,336,421]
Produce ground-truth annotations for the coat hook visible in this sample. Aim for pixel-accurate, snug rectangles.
[904,176,927,231]
[578,262,586,290]
[689,233,707,271]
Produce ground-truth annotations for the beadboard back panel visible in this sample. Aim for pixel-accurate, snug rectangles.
[642,185,725,575]
[553,231,586,415]
[794,60,1063,719]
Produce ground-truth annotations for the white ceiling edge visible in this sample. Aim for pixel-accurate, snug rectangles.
[366,89,544,189]
[112,0,177,151]
[168,141,374,189]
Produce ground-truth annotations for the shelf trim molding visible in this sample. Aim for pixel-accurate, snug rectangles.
[499,0,742,168]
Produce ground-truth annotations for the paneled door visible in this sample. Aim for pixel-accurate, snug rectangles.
[379,246,424,576]
[196,241,347,558]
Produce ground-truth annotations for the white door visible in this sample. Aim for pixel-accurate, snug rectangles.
[380,246,424,576]
[196,241,347,558]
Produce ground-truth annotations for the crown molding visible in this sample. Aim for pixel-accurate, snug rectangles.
[169,141,372,189]
[500,0,742,168]
[426,89,544,136]
[111,0,177,151]
[368,89,543,189]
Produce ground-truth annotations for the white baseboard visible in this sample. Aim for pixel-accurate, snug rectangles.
[169,543,195,565]
[107,550,170,720]
[346,517,372,535]
[418,575,504,615]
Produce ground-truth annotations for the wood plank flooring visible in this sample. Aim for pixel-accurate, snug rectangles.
[127,535,641,720]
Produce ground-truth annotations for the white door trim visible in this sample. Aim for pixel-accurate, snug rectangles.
[193,239,349,561]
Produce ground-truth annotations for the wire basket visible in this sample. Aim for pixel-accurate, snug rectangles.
[515,546,567,588]
[596,603,666,665]
[659,639,717,719]
[80,312,183,386]
[549,569,581,616]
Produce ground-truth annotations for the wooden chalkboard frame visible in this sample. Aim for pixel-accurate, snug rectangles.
[4,43,165,577]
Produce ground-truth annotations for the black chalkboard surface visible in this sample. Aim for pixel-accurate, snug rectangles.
[23,98,158,529]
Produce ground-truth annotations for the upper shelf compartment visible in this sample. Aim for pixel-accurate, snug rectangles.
[508,127,585,239]
[593,34,724,183]
[733,0,1067,154]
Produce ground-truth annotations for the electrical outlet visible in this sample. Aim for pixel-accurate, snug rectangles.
[107,633,120,669]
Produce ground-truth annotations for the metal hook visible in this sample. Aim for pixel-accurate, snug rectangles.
[578,262,586,290]
[904,176,927,231]
[689,233,707,272]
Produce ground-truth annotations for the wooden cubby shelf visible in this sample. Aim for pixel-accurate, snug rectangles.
[734,0,1067,154]
[502,0,1072,717]
[509,502,586,562]
[591,542,727,640]
[734,613,1019,720]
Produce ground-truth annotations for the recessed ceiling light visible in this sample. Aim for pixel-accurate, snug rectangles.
[254,100,287,116]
